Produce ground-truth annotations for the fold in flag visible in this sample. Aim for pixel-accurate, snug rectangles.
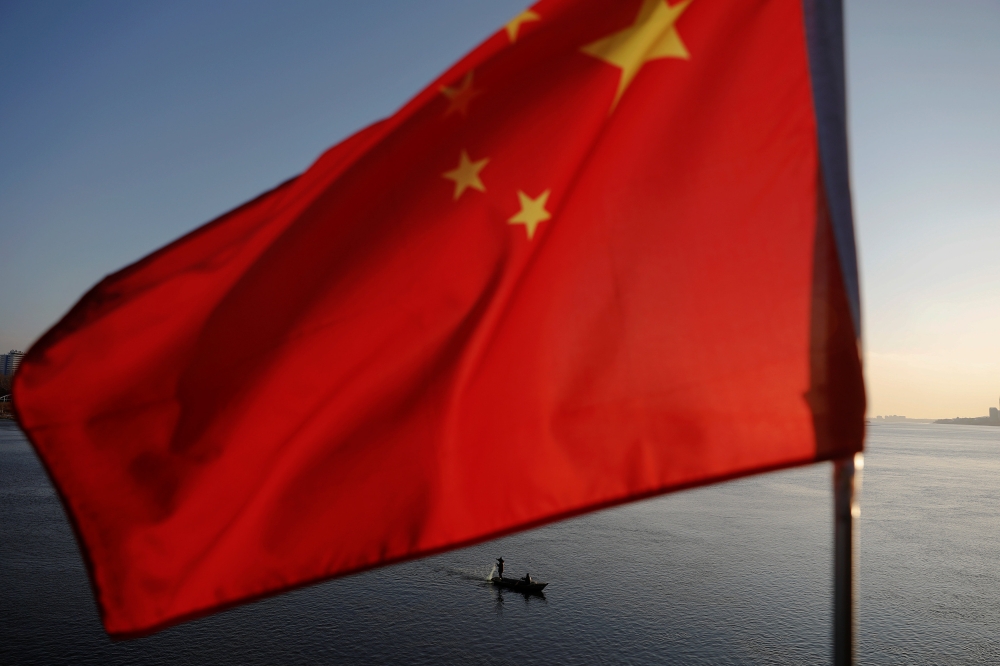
[15,0,864,636]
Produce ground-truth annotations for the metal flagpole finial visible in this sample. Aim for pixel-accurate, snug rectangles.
[833,452,863,666]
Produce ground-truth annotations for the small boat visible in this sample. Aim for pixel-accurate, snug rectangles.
[490,576,547,593]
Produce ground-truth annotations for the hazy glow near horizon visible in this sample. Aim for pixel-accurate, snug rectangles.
[1,1,997,419]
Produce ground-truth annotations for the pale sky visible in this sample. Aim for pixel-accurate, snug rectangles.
[1,1,997,419]
[846,1,1000,418]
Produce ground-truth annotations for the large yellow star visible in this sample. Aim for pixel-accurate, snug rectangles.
[581,0,692,109]
[508,189,551,239]
[442,150,489,199]
[505,10,540,43]
[440,71,483,118]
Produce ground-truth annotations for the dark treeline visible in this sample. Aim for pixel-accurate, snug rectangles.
[0,375,13,416]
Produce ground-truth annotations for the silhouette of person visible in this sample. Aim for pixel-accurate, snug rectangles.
[497,557,504,580]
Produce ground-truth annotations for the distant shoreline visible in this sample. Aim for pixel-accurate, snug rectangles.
[865,417,1000,427]
[932,416,1000,427]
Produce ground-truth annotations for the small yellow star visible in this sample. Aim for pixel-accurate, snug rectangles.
[442,150,489,200]
[581,0,692,109]
[440,71,483,118]
[508,189,551,239]
[505,9,540,43]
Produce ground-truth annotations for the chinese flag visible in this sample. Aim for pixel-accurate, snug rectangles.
[14,0,864,636]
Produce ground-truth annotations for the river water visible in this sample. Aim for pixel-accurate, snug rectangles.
[2,420,999,664]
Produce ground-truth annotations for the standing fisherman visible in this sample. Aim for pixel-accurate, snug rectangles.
[496,557,504,580]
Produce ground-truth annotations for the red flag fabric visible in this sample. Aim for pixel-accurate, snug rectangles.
[14,0,864,636]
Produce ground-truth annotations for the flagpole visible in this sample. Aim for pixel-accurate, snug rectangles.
[833,453,862,666]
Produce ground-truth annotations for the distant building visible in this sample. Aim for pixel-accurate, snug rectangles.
[1,350,24,377]
[935,398,1000,427]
